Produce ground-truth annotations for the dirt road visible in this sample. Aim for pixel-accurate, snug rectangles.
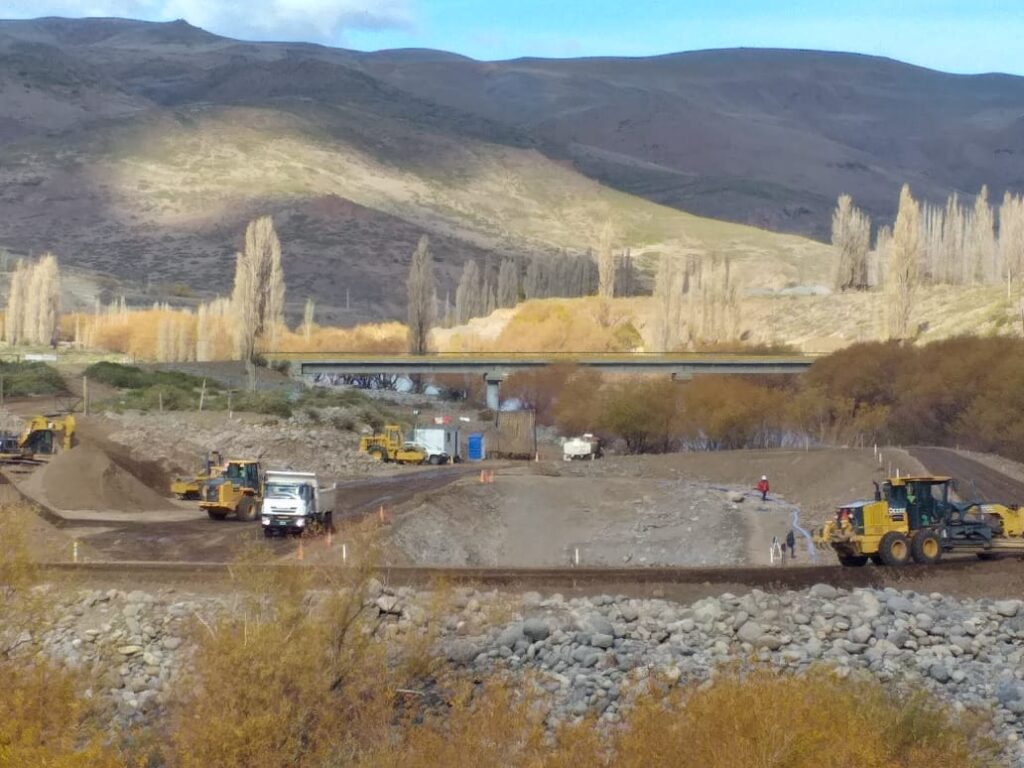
[12,465,477,563]
[910,447,1024,502]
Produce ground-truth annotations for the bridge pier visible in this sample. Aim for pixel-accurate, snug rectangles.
[484,372,504,410]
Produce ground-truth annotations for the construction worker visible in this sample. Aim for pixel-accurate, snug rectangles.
[757,474,770,501]
[786,529,796,560]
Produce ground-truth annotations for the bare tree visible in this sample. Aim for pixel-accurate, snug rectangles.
[302,298,316,343]
[832,194,871,291]
[406,235,435,355]
[455,260,481,324]
[871,225,892,288]
[919,202,944,284]
[4,254,60,346]
[597,221,616,299]
[30,253,60,346]
[232,216,285,391]
[652,255,677,351]
[886,185,921,340]
[4,259,28,345]
[496,258,518,308]
[1000,192,1024,290]
[966,185,997,284]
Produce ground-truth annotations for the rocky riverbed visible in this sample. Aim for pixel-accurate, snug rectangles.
[15,581,1024,764]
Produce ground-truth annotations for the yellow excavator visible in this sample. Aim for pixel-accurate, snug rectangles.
[0,414,76,464]
[171,451,224,500]
[358,425,426,465]
[199,460,263,521]
[814,474,1024,566]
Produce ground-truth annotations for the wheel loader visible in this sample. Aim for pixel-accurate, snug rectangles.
[814,474,1024,566]
[358,425,426,465]
[171,451,224,500]
[199,460,263,521]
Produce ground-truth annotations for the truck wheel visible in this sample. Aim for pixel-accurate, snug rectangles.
[428,455,441,465]
[869,554,885,565]
[878,532,911,566]
[910,530,942,564]
[207,508,227,521]
[236,496,257,522]
[838,554,868,567]
[263,527,274,538]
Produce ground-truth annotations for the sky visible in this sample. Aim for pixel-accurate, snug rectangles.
[3,0,1024,74]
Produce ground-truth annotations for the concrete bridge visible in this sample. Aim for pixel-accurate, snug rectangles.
[276,353,815,410]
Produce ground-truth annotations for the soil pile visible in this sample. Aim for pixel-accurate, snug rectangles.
[23,445,177,512]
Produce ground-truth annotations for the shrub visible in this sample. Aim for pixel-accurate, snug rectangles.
[0,361,66,396]
[0,662,126,768]
[607,669,999,768]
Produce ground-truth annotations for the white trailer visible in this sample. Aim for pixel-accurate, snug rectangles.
[261,470,334,537]
[562,434,602,461]
[412,427,460,465]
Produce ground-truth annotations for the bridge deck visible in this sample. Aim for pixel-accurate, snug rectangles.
[271,353,816,377]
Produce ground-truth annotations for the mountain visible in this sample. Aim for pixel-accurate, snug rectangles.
[353,47,1024,237]
[1,17,1020,322]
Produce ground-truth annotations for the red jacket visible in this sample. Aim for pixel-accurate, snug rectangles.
[757,479,770,494]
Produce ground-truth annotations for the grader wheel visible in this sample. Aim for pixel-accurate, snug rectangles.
[910,530,942,564]
[878,532,911,566]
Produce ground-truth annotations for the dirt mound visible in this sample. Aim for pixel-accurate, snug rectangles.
[23,445,178,513]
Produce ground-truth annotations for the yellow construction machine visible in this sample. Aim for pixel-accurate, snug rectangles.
[171,451,224,500]
[358,425,426,465]
[0,414,76,463]
[199,460,263,521]
[814,475,1024,566]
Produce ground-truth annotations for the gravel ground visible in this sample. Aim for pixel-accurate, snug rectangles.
[389,473,798,567]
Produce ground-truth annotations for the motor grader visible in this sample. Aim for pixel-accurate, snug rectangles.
[199,459,263,521]
[814,475,1024,566]
[358,425,426,465]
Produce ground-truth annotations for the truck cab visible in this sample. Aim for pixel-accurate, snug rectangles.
[261,470,334,537]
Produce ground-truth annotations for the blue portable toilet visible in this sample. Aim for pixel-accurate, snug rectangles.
[467,433,485,462]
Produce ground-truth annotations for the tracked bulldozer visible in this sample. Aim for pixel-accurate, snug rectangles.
[814,474,1024,566]
[199,460,263,521]
[358,425,426,465]
[171,451,224,500]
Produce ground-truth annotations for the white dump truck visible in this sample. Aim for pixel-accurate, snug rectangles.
[562,434,602,461]
[261,470,334,537]
[411,427,460,465]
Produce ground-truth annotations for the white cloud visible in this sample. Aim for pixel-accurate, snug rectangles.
[159,0,414,40]
[1,0,415,42]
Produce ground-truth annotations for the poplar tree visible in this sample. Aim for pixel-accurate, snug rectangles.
[497,259,519,308]
[597,222,616,299]
[886,185,921,340]
[232,216,285,391]
[405,235,435,355]
[832,195,871,291]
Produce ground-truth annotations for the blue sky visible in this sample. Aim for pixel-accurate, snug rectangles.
[5,0,1024,74]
